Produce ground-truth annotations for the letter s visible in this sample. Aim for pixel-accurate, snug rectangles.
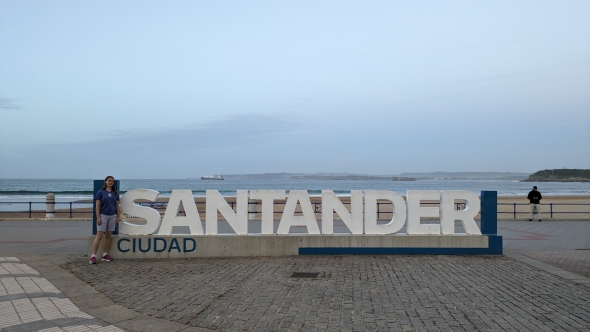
[119,189,161,235]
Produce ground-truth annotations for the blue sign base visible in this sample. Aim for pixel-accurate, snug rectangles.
[299,235,502,255]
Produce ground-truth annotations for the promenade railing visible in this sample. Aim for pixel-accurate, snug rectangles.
[1,200,589,220]
[497,202,590,219]
[0,201,92,219]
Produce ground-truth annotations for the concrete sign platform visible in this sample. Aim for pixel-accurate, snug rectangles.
[88,234,503,258]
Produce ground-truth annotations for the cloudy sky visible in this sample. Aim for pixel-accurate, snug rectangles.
[1,1,589,179]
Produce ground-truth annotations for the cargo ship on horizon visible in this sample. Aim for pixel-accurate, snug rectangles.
[201,175,224,180]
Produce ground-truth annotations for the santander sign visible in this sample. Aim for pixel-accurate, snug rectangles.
[119,189,482,236]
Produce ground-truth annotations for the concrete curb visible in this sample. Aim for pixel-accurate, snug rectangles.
[504,250,590,287]
[16,254,210,332]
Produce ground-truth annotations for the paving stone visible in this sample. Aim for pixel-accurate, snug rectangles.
[85,304,140,324]
[59,254,590,331]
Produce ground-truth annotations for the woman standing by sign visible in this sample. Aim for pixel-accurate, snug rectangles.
[90,176,121,264]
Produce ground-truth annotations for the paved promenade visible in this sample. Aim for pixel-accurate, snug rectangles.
[0,219,589,331]
[0,256,123,331]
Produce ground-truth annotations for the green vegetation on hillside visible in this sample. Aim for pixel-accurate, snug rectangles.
[521,169,590,182]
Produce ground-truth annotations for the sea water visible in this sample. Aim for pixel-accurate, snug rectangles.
[1,178,590,212]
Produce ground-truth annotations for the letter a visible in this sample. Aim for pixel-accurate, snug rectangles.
[159,190,204,235]
[277,190,320,234]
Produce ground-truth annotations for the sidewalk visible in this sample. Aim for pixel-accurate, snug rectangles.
[1,220,589,331]
[0,256,123,331]
[2,254,207,332]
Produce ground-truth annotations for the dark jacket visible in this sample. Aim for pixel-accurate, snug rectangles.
[527,190,542,204]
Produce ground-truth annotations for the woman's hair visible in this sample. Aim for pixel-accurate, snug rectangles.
[101,175,118,196]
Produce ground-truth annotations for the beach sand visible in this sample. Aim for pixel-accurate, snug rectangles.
[1,195,589,221]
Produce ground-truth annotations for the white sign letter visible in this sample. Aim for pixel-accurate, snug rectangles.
[249,190,285,234]
[321,190,363,234]
[159,190,204,235]
[206,190,248,235]
[364,190,406,235]
[119,189,161,235]
[277,190,320,235]
[406,190,441,235]
[441,191,481,235]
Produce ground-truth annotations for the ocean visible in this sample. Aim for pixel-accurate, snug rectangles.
[1,178,590,212]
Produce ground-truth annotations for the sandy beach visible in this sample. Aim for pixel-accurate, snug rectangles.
[1,195,588,221]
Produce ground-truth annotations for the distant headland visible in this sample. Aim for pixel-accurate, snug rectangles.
[289,175,416,181]
[521,169,590,182]
[218,172,530,181]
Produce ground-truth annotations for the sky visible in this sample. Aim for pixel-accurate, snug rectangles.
[1,1,589,179]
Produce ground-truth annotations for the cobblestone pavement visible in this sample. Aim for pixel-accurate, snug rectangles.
[0,257,123,332]
[518,250,590,278]
[63,255,590,331]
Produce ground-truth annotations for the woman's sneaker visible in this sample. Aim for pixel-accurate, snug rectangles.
[102,254,112,262]
[89,257,96,264]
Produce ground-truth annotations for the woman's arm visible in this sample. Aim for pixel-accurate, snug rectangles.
[95,200,102,225]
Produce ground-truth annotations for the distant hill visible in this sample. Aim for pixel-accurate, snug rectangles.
[223,173,365,181]
[223,173,300,181]
[399,172,530,180]
[220,172,529,181]
[521,169,590,182]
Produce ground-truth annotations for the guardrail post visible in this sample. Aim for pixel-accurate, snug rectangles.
[69,202,73,218]
[45,193,55,220]
[550,203,553,219]
[513,203,516,219]
[29,201,32,218]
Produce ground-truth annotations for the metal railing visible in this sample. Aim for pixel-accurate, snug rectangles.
[498,202,590,219]
[125,201,590,219]
[0,201,92,219]
[1,200,589,219]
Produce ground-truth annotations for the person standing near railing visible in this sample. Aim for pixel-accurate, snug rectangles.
[90,176,121,264]
[527,186,542,222]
